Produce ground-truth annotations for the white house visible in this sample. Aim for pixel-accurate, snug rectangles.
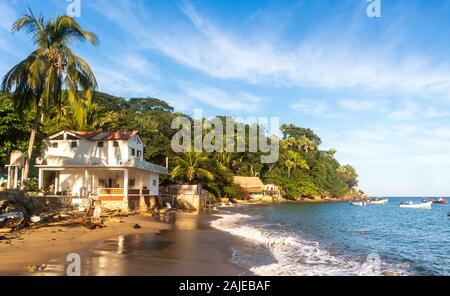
[31,129,167,210]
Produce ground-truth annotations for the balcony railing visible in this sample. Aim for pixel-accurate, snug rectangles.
[127,158,168,174]
[96,188,154,201]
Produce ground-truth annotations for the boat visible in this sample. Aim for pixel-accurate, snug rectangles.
[367,198,389,205]
[350,200,367,206]
[422,199,434,204]
[399,201,432,209]
[433,198,448,205]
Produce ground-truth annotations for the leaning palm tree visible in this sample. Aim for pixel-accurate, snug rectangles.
[171,152,215,184]
[1,10,98,183]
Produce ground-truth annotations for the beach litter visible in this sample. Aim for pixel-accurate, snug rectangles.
[26,264,47,273]
[133,223,141,229]
[30,215,41,223]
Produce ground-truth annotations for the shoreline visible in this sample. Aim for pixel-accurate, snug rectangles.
[0,212,248,276]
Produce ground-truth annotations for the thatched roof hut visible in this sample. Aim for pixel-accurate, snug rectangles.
[233,176,264,194]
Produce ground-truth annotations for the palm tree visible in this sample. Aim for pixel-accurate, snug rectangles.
[1,10,98,183]
[171,152,215,184]
[282,151,309,178]
[297,136,317,153]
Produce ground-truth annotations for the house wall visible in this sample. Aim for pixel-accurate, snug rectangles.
[44,134,144,166]
[46,168,158,197]
[58,169,84,196]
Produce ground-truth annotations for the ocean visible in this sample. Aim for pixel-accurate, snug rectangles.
[211,197,450,276]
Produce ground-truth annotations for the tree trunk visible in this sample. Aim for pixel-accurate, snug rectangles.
[22,97,43,186]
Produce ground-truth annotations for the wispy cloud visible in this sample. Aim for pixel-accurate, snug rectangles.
[291,99,329,117]
[179,83,262,113]
[338,99,387,111]
[90,0,450,100]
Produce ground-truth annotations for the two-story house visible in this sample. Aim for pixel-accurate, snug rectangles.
[34,129,168,210]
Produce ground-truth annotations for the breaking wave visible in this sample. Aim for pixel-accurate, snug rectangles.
[210,213,408,276]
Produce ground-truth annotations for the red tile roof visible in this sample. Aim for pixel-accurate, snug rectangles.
[71,131,140,140]
[49,129,141,141]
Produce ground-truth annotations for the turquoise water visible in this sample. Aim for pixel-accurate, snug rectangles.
[211,198,450,275]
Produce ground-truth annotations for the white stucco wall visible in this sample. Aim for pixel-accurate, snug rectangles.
[44,133,143,166]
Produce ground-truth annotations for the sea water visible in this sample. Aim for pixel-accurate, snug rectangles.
[211,197,450,276]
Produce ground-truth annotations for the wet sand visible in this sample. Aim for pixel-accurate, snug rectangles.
[1,212,249,276]
[0,215,170,275]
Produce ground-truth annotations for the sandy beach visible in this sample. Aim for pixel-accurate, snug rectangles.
[0,212,248,276]
[0,214,170,275]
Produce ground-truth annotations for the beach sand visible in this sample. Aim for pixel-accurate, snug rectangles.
[0,214,170,275]
[0,212,248,276]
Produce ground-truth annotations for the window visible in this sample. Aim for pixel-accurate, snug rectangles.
[97,141,104,148]
[137,150,141,158]
[129,179,135,186]
[152,179,157,187]
[71,141,77,148]
[131,148,135,156]
[52,142,58,148]
[113,141,119,147]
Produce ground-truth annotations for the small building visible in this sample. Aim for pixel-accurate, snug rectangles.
[9,129,168,211]
[159,184,211,213]
[233,176,264,197]
[263,184,282,198]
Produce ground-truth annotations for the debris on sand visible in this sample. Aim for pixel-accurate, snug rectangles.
[26,264,47,273]
[133,223,141,229]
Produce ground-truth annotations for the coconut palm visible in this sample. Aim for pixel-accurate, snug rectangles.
[297,136,317,153]
[1,10,98,183]
[171,151,215,183]
[282,150,309,178]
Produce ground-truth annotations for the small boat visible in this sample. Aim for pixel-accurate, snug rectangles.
[350,200,367,206]
[367,198,389,205]
[433,198,448,205]
[422,199,434,204]
[399,201,431,209]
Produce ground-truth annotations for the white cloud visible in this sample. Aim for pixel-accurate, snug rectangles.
[116,54,159,79]
[92,64,156,97]
[90,1,450,100]
[338,99,387,111]
[179,83,262,112]
[291,99,329,117]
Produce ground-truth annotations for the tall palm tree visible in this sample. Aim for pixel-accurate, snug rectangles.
[1,10,98,183]
[171,152,215,184]
[282,150,309,178]
[297,136,317,153]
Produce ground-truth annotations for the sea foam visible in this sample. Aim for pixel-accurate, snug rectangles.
[210,212,408,276]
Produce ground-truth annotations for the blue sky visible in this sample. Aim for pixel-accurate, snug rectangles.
[1,0,450,196]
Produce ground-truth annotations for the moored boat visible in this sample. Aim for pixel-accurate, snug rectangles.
[367,198,389,205]
[434,198,448,205]
[422,199,434,204]
[350,200,367,206]
[399,201,432,209]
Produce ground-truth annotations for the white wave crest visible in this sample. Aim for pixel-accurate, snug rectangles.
[210,213,408,276]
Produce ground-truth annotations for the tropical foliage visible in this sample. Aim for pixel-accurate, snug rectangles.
[1,11,359,200]
[1,11,98,182]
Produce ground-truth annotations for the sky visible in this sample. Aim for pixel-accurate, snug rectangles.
[1,0,450,196]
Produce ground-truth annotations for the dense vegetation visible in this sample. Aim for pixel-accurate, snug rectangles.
[0,91,359,200]
[0,12,359,200]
